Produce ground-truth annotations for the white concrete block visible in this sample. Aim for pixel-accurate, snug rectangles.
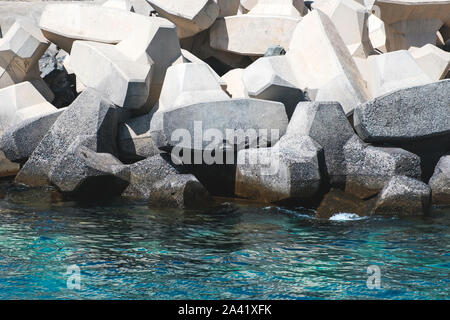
[313,0,373,57]
[286,10,369,114]
[409,44,450,80]
[363,50,433,97]
[147,0,220,38]
[0,82,57,132]
[210,15,300,56]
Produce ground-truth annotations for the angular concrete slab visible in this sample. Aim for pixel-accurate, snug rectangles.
[286,101,355,186]
[210,15,301,56]
[409,44,450,80]
[372,175,431,216]
[354,80,450,143]
[429,155,450,205]
[248,0,306,17]
[15,88,120,187]
[235,135,323,203]
[118,113,160,162]
[0,151,20,178]
[147,0,220,38]
[316,189,374,219]
[0,108,65,162]
[221,68,248,98]
[374,0,450,51]
[39,3,150,52]
[39,4,182,110]
[239,0,260,13]
[343,135,422,198]
[158,63,229,112]
[286,10,370,114]
[313,0,373,57]
[242,56,304,118]
[368,14,387,52]
[362,50,432,97]
[0,19,53,101]
[215,0,240,17]
[178,49,225,88]
[155,98,288,153]
[49,138,129,197]
[102,0,134,11]
[0,82,57,133]
[147,174,212,208]
[70,41,153,109]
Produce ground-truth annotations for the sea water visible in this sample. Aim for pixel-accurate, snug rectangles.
[0,180,448,299]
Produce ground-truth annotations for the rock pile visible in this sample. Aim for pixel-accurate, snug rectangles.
[0,0,449,215]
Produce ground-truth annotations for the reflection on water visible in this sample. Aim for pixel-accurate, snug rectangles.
[0,179,449,299]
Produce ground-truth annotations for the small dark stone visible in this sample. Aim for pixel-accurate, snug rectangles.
[264,45,286,57]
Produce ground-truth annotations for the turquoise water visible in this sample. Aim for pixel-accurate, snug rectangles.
[0,180,448,300]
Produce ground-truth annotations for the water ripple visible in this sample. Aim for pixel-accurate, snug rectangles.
[0,181,449,299]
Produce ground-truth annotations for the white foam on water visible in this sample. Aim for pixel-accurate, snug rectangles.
[329,213,366,221]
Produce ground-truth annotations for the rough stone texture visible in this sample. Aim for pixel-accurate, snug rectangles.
[0,150,20,178]
[242,56,305,118]
[118,113,160,163]
[286,101,355,185]
[316,188,375,219]
[312,0,373,57]
[286,101,422,198]
[286,10,369,114]
[15,88,119,187]
[210,15,301,56]
[154,98,288,152]
[360,50,432,98]
[0,108,65,162]
[121,154,180,199]
[48,137,129,197]
[354,80,450,143]
[343,135,422,199]
[0,81,57,133]
[147,174,213,209]
[147,0,220,39]
[121,153,212,208]
[428,155,450,205]
[0,19,53,102]
[372,175,431,216]
[409,44,450,81]
[235,135,323,203]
